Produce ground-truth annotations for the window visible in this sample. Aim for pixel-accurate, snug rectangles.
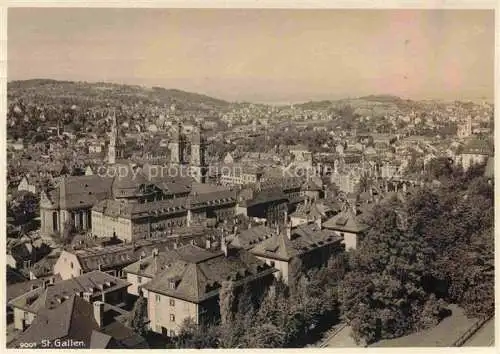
[70,262,74,269]
[169,299,175,307]
[170,314,175,322]
[155,294,161,303]
[137,276,142,284]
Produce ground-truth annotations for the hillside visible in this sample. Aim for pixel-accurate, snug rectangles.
[7,79,231,112]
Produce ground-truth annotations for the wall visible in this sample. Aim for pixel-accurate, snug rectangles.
[92,211,133,242]
[147,291,199,337]
[126,272,153,297]
[290,216,308,227]
[53,250,82,280]
[13,308,36,330]
[256,256,289,284]
[342,231,358,250]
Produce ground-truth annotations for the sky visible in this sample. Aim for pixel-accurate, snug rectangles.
[8,8,495,104]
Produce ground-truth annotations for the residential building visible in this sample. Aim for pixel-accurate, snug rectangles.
[323,210,368,250]
[53,235,208,280]
[219,163,263,186]
[142,246,276,337]
[249,219,344,284]
[17,174,39,194]
[8,270,129,331]
[8,295,148,348]
[459,138,492,171]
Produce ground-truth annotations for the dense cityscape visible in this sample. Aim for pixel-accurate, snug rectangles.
[6,7,495,350]
[6,79,494,348]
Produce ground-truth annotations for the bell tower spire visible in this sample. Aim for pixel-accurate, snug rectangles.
[107,109,117,165]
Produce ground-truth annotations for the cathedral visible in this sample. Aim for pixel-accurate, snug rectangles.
[39,112,231,242]
[167,121,208,183]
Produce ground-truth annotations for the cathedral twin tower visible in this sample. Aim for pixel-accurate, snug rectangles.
[107,110,208,183]
[168,121,208,183]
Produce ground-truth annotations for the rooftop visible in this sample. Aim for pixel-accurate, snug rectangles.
[250,223,343,261]
[143,248,276,303]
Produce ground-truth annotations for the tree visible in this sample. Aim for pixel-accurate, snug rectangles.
[176,318,219,349]
[218,280,240,348]
[242,323,286,348]
[8,191,38,225]
[219,280,235,325]
[127,296,149,336]
[341,196,436,344]
[288,257,303,293]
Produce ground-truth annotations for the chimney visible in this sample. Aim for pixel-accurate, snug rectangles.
[286,221,292,240]
[98,263,102,271]
[49,276,55,284]
[173,242,178,250]
[247,223,251,230]
[205,238,212,250]
[315,217,322,230]
[93,301,105,328]
[152,248,159,257]
[190,239,196,246]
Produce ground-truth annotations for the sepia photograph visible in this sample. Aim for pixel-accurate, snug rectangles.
[4,6,495,349]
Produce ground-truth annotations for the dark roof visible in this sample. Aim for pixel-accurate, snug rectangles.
[100,321,149,349]
[250,223,343,261]
[230,225,275,250]
[7,274,62,302]
[8,295,99,348]
[6,266,28,285]
[124,244,219,277]
[9,271,129,313]
[90,330,113,349]
[53,175,114,210]
[290,201,334,220]
[323,210,368,233]
[143,248,276,303]
[242,187,288,207]
[72,235,209,272]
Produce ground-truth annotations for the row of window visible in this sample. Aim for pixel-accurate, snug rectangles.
[155,294,176,307]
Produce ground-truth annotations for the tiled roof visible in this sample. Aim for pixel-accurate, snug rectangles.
[74,235,209,272]
[230,225,275,250]
[7,274,62,302]
[9,271,129,313]
[291,201,333,220]
[57,175,114,209]
[242,187,288,207]
[8,295,99,348]
[250,223,343,261]
[124,244,218,277]
[323,210,368,233]
[99,321,149,349]
[143,248,276,303]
